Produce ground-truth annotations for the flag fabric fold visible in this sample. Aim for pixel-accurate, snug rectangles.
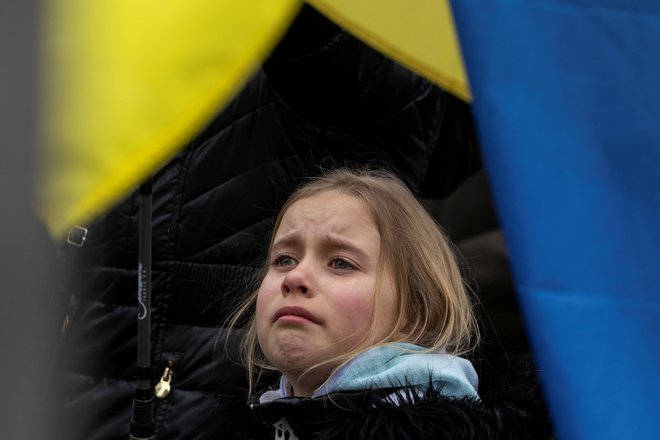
[450,1,660,438]
[39,0,301,238]
[307,0,469,101]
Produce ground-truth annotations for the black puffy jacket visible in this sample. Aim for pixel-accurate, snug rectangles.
[48,6,480,440]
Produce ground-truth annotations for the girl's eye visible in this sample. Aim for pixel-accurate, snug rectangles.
[330,258,355,270]
[273,255,297,267]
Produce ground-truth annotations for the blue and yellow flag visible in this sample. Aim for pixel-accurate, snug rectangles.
[38,0,467,239]
[451,1,660,438]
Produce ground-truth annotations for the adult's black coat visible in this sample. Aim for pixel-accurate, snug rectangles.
[48,6,480,440]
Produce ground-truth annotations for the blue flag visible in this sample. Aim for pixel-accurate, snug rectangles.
[450,1,660,439]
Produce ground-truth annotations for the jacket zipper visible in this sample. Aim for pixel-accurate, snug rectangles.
[154,361,174,399]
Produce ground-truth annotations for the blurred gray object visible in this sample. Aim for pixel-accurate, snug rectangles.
[0,0,54,438]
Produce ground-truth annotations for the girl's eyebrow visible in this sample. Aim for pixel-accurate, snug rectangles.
[273,231,372,263]
[271,232,300,251]
[323,234,371,261]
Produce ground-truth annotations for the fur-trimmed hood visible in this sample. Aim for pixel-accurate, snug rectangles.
[213,352,555,439]
[257,343,479,403]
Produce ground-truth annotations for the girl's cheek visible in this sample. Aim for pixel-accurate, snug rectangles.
[338,296,372,321]
[255,284,270,316]
[255,290,272,336]
[255,287,269,311]
[255,275,281,311]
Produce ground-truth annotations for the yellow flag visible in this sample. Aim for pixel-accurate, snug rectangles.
[39,0,301,239]
[306,0,470,101]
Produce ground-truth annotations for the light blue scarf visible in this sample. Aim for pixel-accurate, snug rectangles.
[259,343,479,404]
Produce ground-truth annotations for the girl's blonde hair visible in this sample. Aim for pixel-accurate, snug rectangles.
[225,168,479,394]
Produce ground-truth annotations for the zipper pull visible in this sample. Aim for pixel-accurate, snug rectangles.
[154,361,174,399]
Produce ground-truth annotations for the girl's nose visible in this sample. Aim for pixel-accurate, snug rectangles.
[281,265,310,296]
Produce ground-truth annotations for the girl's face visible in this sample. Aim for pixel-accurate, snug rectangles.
[255,190,398,396]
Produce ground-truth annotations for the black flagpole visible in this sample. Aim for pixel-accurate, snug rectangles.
[130,178,155,440]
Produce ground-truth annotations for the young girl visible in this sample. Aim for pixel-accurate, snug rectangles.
[223,168,495,439]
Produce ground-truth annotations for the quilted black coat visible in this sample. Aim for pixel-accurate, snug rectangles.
[47,6,481,440]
